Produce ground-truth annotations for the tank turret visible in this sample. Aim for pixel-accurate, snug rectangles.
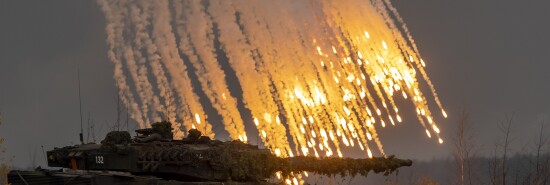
[46,121,411,183]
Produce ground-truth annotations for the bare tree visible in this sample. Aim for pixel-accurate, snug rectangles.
[489,114,514,185]
[489,144,499,185]
[543,146,550,185]
[452,109,475,185]
[531,120,549,184]
[499,114,514,185]
[544,148,550,185]
[0,113,11,184]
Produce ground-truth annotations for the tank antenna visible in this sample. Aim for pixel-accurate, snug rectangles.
[116,94,120,131]
[78,68,84,144]
[41,145,46,165]
[126,107,129,132]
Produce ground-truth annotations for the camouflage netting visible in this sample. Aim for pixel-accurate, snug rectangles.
[208,140,279,181]
[101,131,132,146]
[207,140,412,181]
[187,129,202,142]
[134,125,412,181]
[278,155,412,177]
[100,131,132,152]
[151,121,173,139]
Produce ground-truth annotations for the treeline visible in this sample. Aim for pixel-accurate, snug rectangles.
[305,111,550,185]
[303,153,549,185]
[376,154,550,185]
[377,111,549,185]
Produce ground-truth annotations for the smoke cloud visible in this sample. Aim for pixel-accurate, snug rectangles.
[97,0,446,160]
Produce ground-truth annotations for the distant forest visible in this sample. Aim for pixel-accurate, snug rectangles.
[304,111,550,185]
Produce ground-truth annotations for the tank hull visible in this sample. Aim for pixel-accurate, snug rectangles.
[8,170,274,185]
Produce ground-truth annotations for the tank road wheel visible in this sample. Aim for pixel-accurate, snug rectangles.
[155,150,163,161]
[139,151,148,160]
[146,151,154,161]
[178,152,185,161]
[183,154,192,162]
[162,150,171,161]
[142,162,151,171]
[178,151,187,161]
[151,163,159,172]
[169,150,178,161]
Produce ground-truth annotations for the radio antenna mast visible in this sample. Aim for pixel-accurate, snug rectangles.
[78,69,84,144]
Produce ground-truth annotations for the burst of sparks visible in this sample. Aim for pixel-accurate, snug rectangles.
[98,1,448,181]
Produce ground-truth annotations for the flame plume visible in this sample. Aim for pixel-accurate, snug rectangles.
[97,0,446,162]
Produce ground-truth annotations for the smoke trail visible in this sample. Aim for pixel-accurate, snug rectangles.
[122,47,151,126]
[198,0,287,154]
[149,0,214,138]
[129,1,180,125]
[231,0,307,156]
[97,0,145,128]
[127,2,166,123]
[173,0,247,141]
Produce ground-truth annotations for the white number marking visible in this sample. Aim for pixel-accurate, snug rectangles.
[95,156,104,164]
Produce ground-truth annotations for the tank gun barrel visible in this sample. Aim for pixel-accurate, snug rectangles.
[278,155,412,176]
[211,140,411,180]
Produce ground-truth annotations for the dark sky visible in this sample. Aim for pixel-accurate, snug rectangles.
[1,0,550,169]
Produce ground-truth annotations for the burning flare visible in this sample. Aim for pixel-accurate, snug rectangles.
[98,0,446,164]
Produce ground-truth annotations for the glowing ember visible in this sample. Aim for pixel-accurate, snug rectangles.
[97,0,446,164]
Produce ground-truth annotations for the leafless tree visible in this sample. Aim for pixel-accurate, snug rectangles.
[489,144,498,185]
[490,144,499,185]
[0,113,11,184]
[452,109,476,185]
[499,114,514,185]
[531,120,549,184]
[489,114,514,185]
[543,151,550,185]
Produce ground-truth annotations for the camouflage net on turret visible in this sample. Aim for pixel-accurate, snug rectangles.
[207,140,278,181]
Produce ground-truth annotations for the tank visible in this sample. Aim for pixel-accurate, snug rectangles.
[45,121,412,183]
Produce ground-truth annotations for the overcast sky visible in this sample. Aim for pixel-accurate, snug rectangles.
[1,0,550,169]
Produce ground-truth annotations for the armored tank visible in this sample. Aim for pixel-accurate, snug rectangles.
[43,121,411,184]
